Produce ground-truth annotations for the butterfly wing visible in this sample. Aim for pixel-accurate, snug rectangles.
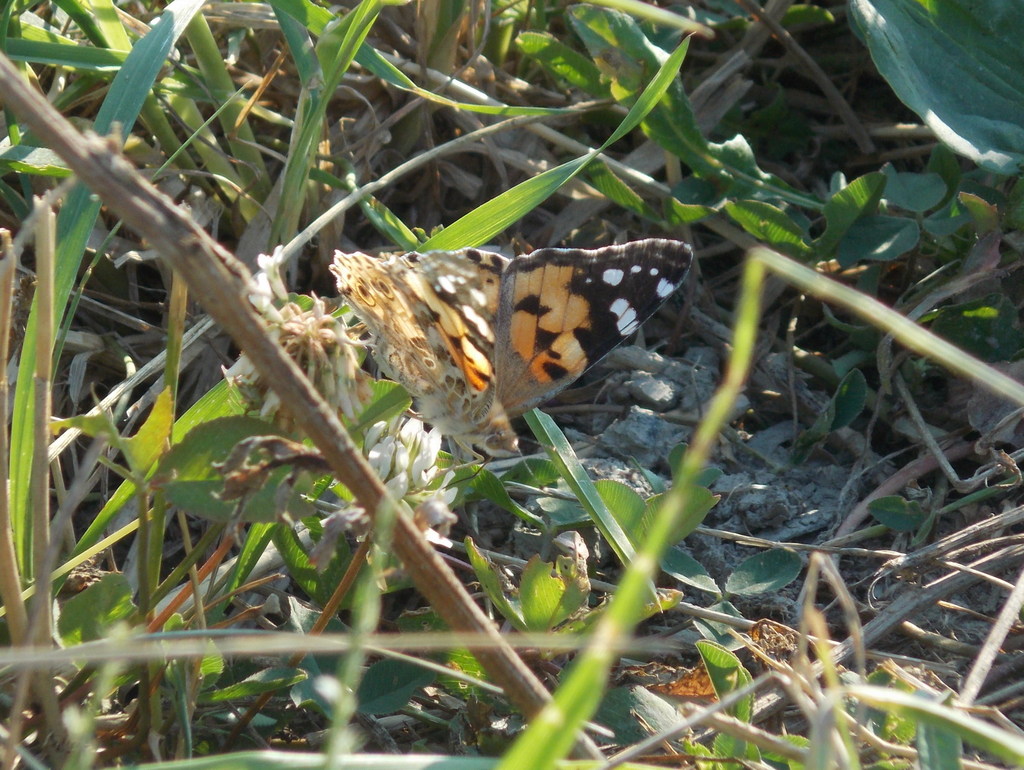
[332,249,521,455]
[493,239,693,416]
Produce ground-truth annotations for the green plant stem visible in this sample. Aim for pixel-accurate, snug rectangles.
[183,13,269,208]
[0,231,27,645]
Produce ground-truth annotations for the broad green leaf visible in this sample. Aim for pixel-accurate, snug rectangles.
[585,161,661,221]
[515,31,608,95]
[868,495,926,532]
[791,368,867,464]
[594,686,685,745]
[815,172,886,255]
[469,467,546,528]
[959,191,1001,234]
[695,640,753,723]
[121,387,175,473]
[693,600,745,648]
[724,199,810,258]
[523,411,638,570]
[660,548,720,594]
[594,479,646,549]
[832,368,867,429]
[837,214,919,266]
[641,486,717,546]
[519,555,589,631]
[881,167,947,212]
[349,380,413,435]
[850,0,1024,174]
[724,550,802,597]
[917,719,964,770]
[57,572,136,645]
[927,293,1024,362]
[67,382,243,569]
[156,417,315,524]
[356,659,435,715]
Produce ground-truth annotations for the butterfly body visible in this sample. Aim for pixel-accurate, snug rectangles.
[331,239,693,455]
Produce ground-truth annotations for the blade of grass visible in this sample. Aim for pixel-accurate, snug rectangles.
[849,685,1024,764]
[8,0,208,574]
[271,0,383,244]
[523,411,638,568]
[421,37,689,250]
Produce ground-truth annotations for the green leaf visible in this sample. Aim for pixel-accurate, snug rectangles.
[837,214,920,266]
[69,382,245,568]
[204,667,308,703]
[523,411,638,571]
[815,172,886,255]
[850,0,1024,174]
[356,658,436,715]
[917,718,964,770]
[468,467,546,528]
[724,200,811,258]
[594,479,647,549]
[349,380,413,435]
[515,31,607,95]
[695,640,753,722]
[585,161,661,221]
[642,487,717,545]
[465,538,525,630]
[881,167,947,212]
[660,549,720,595]
[594,686,685,745]
[57,572,136,645]
[519,555,589,631]
[724,549,802,597]
[850,685,1024,765]
[791,368,867,464]
[120,387,175,472]
[832,368,868,429]
[959,191,1001,234]
[693,600,745,648]
[928,293,1024,362]
[156,417,315,524]
[868,495,926,532]
[0,141,72,176]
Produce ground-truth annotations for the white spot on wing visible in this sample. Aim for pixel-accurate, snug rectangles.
[656,278,676,298]
[603,268,624,286]
[649,267,659,276]
[630,265,642,274]
[610,298,638,334]
[462,305,491,340]
[437,275,457,294]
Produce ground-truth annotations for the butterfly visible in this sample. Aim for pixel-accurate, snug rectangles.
[331,239,693,455]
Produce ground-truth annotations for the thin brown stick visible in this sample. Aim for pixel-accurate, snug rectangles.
[0,51,573,749]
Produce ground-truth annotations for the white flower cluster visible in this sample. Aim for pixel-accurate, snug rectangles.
[363,417,456,504]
